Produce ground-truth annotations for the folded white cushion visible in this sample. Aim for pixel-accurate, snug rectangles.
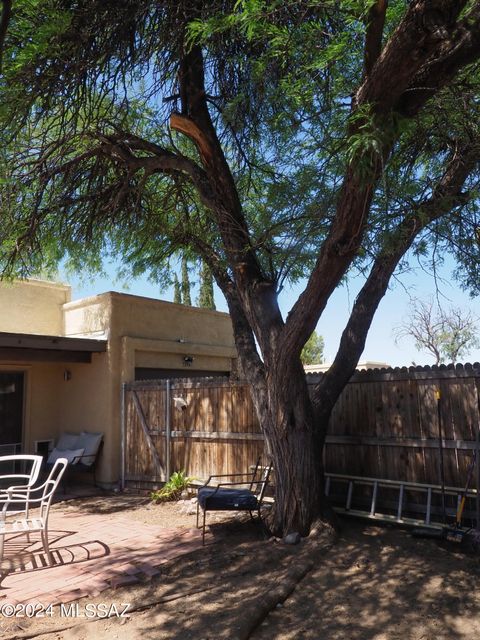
[48,447,85,465]
[47,448,66,465]
[63,448,85,464]
[76,432,103,466]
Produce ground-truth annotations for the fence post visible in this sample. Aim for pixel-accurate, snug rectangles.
[120,382,127,491]
[166,379,171,481]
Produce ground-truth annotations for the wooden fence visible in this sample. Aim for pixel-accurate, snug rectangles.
[122,364,480,492]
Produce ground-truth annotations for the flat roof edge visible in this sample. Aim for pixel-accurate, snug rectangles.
[0,331,107,353]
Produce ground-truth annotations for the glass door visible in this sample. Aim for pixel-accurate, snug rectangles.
[0,371,24,455]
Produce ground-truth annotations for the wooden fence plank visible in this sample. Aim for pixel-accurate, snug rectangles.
[131,390,166,478]
[124,367,480,486]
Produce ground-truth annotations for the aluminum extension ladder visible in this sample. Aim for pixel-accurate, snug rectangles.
[325,472,478,529]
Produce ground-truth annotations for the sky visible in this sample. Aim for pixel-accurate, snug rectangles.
[65,255,480,368]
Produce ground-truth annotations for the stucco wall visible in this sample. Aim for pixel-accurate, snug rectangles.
[0,280,71,335]
[0,285,237,486]
[62,291,237,485]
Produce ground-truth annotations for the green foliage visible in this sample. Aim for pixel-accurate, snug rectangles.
[301,331,325,365]
[197,261,216,310]
[0,0,479,316]
[150,470,196,503]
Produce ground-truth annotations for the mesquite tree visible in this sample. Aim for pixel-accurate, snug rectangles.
[1,1,480,536]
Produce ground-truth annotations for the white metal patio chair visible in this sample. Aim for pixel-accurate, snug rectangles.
[0,455,43,519]
[0,458,68,567]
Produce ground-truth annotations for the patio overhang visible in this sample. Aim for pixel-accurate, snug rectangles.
[0,331,107,363]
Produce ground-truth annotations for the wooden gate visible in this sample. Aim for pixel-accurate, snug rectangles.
[122,378,264,487]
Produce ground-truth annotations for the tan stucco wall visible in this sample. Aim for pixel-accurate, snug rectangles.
[0,280,71,335]
[62,291,236,486]
[0,284,237,487]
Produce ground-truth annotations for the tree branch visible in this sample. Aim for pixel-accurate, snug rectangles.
[174,43,285,360]
[397,2,480,116]
[357,0,469,113]
[0,0,12,73]
[363,0,388,77]
[311,140,480,418]
[281,0,480,369]
[187,237,266,386]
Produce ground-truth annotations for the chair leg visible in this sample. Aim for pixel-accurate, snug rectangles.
[41,528,53,566]
[202,509,206,546]
[0,532,4,564]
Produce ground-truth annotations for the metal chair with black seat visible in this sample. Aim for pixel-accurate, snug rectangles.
[196,459,272,545]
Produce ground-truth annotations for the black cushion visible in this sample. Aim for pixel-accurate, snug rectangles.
[198,486,259,511]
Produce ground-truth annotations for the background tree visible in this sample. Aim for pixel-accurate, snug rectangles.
[301,332,325,366]
[395,298,480,365]
[173,273,182,305]
[181,256,192,307]
[197,261,216,310]
[1,1,480,537]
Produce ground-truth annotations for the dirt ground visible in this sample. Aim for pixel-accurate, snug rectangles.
[2,494,480,640]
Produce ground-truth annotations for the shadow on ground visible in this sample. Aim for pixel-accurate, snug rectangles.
[3,515,480,640]
[103,519,480,640]
[59,494,151,515]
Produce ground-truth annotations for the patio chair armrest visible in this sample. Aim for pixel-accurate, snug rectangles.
[215,480,258,488]
[2,477,60,503]
[1,490,32,513]
[1,482,32,494]
[205,480,261,497]
[203,472,256,486]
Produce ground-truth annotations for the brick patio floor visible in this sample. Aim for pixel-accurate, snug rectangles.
[0,507,202,606]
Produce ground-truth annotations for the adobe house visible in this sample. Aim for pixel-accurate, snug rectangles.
[0,279,237,486]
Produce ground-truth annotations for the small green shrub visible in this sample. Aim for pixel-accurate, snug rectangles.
[151,470,196,503]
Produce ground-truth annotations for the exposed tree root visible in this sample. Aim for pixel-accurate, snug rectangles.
[232,561,315,640]
[228,533,336,640]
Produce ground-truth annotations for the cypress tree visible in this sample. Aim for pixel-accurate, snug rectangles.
[181,256,192,306]
[173,273,182,304]
[198,261,216,310]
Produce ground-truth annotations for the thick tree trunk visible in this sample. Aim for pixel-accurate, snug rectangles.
[248,360,329,537]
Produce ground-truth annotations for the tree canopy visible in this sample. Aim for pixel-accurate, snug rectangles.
[1,1,480,536]
[301,332,325,366]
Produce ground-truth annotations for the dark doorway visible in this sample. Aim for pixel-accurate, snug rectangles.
[0,371,24,449]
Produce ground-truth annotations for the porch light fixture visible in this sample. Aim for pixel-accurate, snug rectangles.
[63,370,72,381]
[183,355,194,366]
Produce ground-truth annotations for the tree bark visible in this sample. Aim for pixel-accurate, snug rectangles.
[15,0,480,542]
[244,354,328,536]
